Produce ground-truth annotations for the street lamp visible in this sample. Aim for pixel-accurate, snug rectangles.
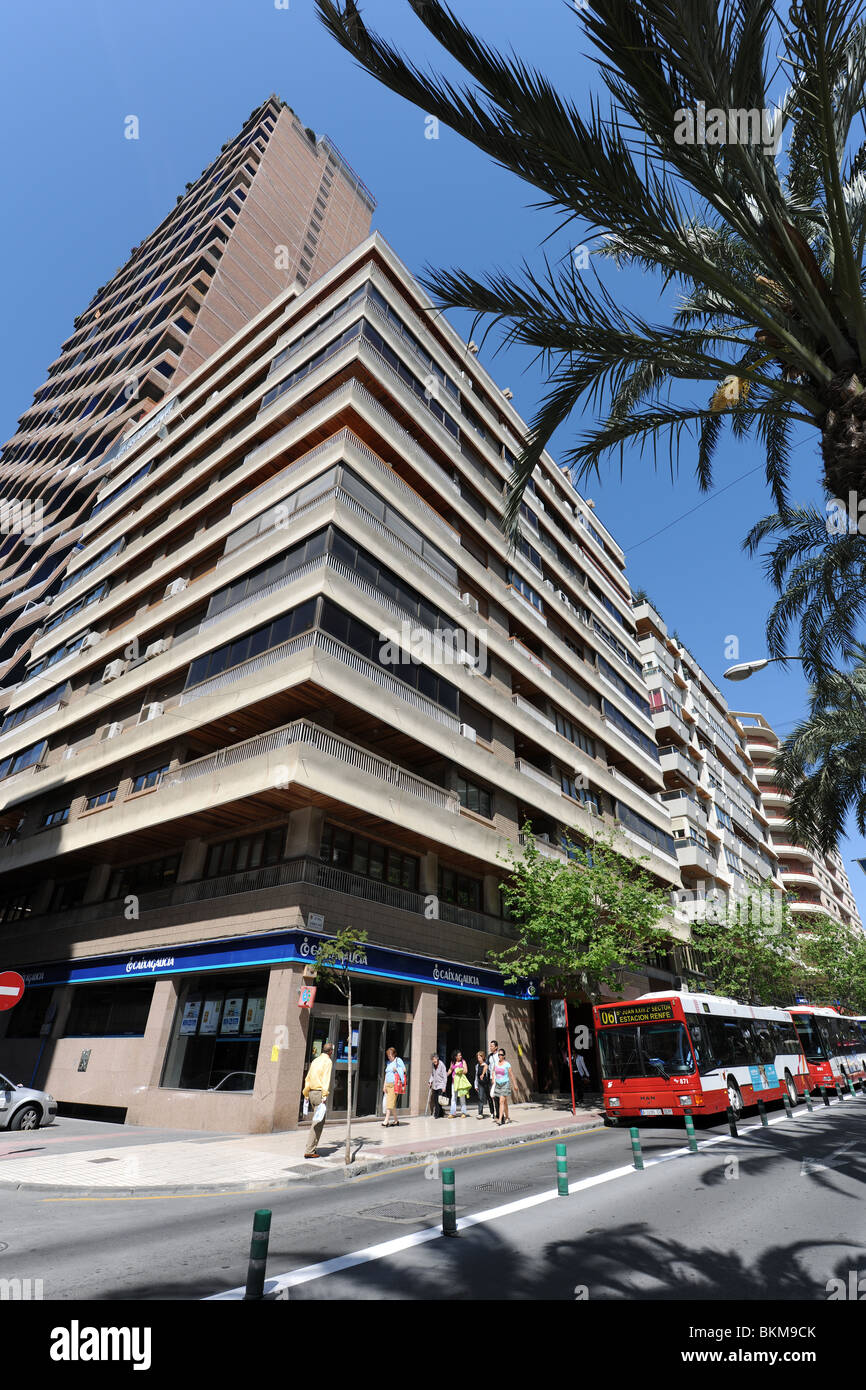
[723,656,795,682]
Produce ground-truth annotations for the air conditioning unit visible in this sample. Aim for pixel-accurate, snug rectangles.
[459,723,477,741]
[536,499,545,512]
[144,639,168,660]
[457,651,478,669]
[556,590,571,606]
[543,580,555,591]
[80,632,101,651]
[459,592,479,613]
[103,721,123,740]
[164,577,188,599]
[139,702,164,723]
[101,659,126,683]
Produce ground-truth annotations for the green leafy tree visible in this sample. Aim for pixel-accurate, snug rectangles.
[311,926,369,1164]
[690,880,800,1003]
[317,0,866,534]
[795,911,866,1010]
[490,828,674,999]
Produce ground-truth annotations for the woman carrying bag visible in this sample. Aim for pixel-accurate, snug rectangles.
[382,1045,407,1127]
[449,1050,470,1117]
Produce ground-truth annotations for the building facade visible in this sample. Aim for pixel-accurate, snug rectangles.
[634,602,782,957]
[0,230,685,1130]
[0,94,374,694]
[735,712,864,935]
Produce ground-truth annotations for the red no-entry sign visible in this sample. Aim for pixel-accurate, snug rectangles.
[0,972,24,1011]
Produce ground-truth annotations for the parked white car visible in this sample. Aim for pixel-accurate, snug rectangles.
[0,1073,57,1130]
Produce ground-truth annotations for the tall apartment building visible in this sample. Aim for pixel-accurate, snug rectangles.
[634,602,781,951]
[735,713,864,936]
[0,232,683,1131]
[0,94,374,692]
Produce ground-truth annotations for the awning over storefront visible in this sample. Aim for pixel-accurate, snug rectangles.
[14,928,538,1000]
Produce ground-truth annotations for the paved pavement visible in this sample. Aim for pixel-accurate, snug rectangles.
[0,1100,604,1194]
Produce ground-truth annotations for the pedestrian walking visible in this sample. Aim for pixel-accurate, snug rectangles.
[474,1050,491,1117]
[428,1053,446,1117]
[449,1050,470,1116]
[492,1047,513,1125]
[382,1045,407,1127]
[302,1041,333,1158]
[573,1051,590,1104]
[487,1038,500,1119]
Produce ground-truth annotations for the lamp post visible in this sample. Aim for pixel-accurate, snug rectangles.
[722,656,793,681]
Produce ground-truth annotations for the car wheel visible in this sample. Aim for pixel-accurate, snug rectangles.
[727,1081,743,1118]
[784,1070,799,1105]
[10,1105,40,1131]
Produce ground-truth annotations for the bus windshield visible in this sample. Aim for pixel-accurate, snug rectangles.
[791,1015,829,1063]
[598,1022,695,1080]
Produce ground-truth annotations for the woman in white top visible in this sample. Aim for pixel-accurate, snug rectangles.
[492,1048,513,1125]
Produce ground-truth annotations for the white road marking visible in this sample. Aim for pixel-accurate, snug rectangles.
[204,1101,848,1300]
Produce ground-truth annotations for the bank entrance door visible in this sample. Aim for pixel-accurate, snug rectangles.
[301,1010,411,1119]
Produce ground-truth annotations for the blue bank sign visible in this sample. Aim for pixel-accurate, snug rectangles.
[17,929,537,1000]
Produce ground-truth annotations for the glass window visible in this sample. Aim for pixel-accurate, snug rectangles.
[64,982,155,1037]
[160,973,268,1090]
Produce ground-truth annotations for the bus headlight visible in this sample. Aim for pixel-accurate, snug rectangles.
[680,1095,693,1106]
[608,1097,621,1107]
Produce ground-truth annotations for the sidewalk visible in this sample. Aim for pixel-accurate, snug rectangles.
[0,1100,605,1195]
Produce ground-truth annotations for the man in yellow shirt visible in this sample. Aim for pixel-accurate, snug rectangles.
[303,1042,333,1158]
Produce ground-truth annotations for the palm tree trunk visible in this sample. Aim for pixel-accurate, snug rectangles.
[820,372,866,499]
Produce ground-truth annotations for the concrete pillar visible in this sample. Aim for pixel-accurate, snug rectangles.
[487,997,535,1101]
[177,837,207,884]
[410,985,438,1116]
[253,962,310,1131]
[125,978,179,1124]
[483,874,500,916]
[285,805,325,860]
[419,852,438,895]
[83,863,111,905]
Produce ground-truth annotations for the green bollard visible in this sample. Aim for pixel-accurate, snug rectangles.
[556,1142,569,1196]
[684,1112,698,1153]
[783,1095,793,1119]
[727,1107,739,1138]
[757,1099,768,1127]
[846,1076,855,1097]
[821,1086,830,1107]
[244,1208,272,1301]
[629,1126,644,1171]
[442,1167,457,1237]
[805,1089,814,1112]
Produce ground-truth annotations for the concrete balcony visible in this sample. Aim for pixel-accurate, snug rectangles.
[508,637,551,677]
[514,759,561,794]
[675,842,718,874]
[659,746,699,783]
[661,790,707,826]
[511,693,555,733]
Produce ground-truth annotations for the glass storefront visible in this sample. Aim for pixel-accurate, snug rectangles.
[161,972,268,1091]
[301,978,412,1118]
[436,990,485,1077]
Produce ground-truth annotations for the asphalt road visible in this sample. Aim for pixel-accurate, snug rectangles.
[1,1098,864,1301]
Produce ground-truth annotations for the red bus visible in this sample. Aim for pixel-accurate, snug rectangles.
[593,991,808,1122]
[788,1006,866,1092]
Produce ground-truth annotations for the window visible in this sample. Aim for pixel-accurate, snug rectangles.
[40,806,70,828]
[507,567,545,614]
[107,854,180,900]
[0,740,48,782]
[456,775,493,819]
[320,599,459,715]
[615,800,677,857]
[204,827,284,878]
[602,700,660,762]
[319,825,418,892]
[1,682,67,734]
[460,700,493,743]
[185,598,316,689]
[3,988,53,1039]
[49,876,89,912]
[438,867,483,911]
[84,788,117,811]
[160,973,268,1091]
[554,711,595,759]
[64,981,155,1037]
[130,765,169,793]
[561,775,601,813]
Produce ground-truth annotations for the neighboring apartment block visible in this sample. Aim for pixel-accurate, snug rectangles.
[0,94,374,693]
[634,602,782,946]
[0,231,685,1130]
[736,713,864,935]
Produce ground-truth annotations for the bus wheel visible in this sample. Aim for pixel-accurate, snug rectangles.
[603,1115,619,1127]
[784,1070,799,1105]
[727,1081,743,1118]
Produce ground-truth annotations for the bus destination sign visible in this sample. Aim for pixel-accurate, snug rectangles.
[597,1001,676,1026]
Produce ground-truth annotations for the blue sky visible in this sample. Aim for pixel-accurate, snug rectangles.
[2,0,862,913]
